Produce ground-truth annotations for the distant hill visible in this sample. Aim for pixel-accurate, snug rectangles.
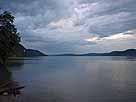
[102,49,136,56]
[54,49,136,56]
[14,44,47,57]
[25,49,46,57]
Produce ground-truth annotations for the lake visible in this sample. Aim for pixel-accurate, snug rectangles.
[1,56,136,102]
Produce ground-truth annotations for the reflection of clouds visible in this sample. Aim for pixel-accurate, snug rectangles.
[111,62,128,90]
[5,57,136,101]
[111,61,136,97]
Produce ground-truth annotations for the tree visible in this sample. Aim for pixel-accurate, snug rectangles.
[0,11,20,67]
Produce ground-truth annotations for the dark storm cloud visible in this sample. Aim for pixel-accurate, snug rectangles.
[0,0,136,54]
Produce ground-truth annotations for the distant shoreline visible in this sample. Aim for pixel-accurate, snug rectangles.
[51,49,136,56]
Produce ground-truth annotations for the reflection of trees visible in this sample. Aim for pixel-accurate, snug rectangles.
[0,66,24,101]
[8,59,24,71]
[0,64,11,85]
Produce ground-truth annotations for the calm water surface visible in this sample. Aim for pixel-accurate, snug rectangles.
[1,56,136,102]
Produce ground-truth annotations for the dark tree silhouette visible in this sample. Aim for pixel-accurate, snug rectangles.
[0,11,20,67]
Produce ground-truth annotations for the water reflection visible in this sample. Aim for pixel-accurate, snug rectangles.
[110,56,136,61]
[0,64,25,102]
[0,65,11,85]
[8,59,25,71]
[2,56,136,102]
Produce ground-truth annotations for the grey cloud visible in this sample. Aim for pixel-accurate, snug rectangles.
[0,0,136,54]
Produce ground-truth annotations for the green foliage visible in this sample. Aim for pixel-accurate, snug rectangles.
[0,11,20,66]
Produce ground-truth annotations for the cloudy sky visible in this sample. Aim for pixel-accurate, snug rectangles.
[0,0,136,54]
